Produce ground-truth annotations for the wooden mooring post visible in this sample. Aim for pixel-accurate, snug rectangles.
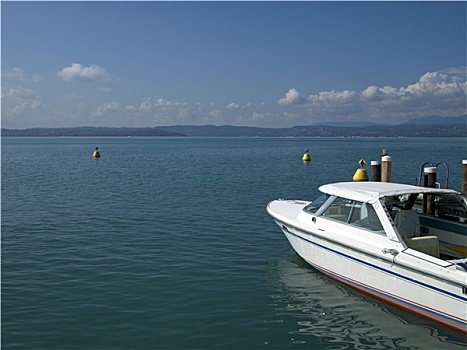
[463,160,467,193]
[381,153,392,183]
[371,160,381,182]
[423,167,437,215]
[369,153,466,192]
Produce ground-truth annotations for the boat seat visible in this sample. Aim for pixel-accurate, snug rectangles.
[404,236,440,258]
[394,210,420,239]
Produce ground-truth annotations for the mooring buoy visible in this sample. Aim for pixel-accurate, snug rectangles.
[93,147,101,158]
[302,149,311,162]
[353,159,369,181]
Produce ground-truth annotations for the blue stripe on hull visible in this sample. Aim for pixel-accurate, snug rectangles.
[282,229,467,333]
[306,259,466,332]
[282,228,466,303]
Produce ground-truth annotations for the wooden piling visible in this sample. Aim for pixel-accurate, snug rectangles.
[463,160,467,194]
[381,155,392,182]
[371,160,381,182]
[424,167,437,215]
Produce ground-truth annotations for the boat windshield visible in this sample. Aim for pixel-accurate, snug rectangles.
[304,194,330,213]
[321,197,385,234]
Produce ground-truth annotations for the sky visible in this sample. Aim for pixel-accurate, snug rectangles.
[2,1,466,129]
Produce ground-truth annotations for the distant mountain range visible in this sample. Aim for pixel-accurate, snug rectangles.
[314,115,466,127]
[1,126,184,137]
[313,121,390,127]
[404,115,467,125]
[2,115,466,137]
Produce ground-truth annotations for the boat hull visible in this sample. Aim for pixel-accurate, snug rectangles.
[267,197,467,334]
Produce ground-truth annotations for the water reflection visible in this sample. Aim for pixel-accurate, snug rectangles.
[267,253,466,349]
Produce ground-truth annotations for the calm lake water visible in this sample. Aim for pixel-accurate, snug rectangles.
[2,137,466,349]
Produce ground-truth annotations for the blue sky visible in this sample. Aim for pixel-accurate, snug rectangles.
[2,1,466,129]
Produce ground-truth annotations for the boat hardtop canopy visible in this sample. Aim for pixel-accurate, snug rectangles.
[318,182,460,204]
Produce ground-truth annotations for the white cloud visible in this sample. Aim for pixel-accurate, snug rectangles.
[58,63,112,83]
[308,90,359,108]
[1,87,44,117]
[177,108,192,119]
[2,67,41,83]
[277,66,467,123]
[226,102,242,109]
[124,99,150,112]
[140,101,151,111]
[205,109,223,123]
[251,111,266,121]
[360,85,381,101]
[360,69,467,119]
[154,98,186,107]
[4,65,465,128]
[278,88,307,105]
[93,101,120,116]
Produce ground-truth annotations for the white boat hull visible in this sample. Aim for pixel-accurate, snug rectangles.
[268,197,467,334]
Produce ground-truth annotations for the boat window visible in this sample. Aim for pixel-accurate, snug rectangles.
[384,194,419,218]
[385,193,467,223]
[320,197,353,222]
[435,195,467,223]
[348,202,384,233]
[321,198,384,233]
[304,194,330,213]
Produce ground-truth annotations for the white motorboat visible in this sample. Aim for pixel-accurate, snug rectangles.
[267,181,467,333]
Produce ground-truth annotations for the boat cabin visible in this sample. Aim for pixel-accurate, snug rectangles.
[305,182,467,262]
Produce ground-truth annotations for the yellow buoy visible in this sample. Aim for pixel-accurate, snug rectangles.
[302,149,311,162]
[353,159,369,181]
[93,147,100,158]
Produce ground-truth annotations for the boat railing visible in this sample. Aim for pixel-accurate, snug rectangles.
[416,162,450,189]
